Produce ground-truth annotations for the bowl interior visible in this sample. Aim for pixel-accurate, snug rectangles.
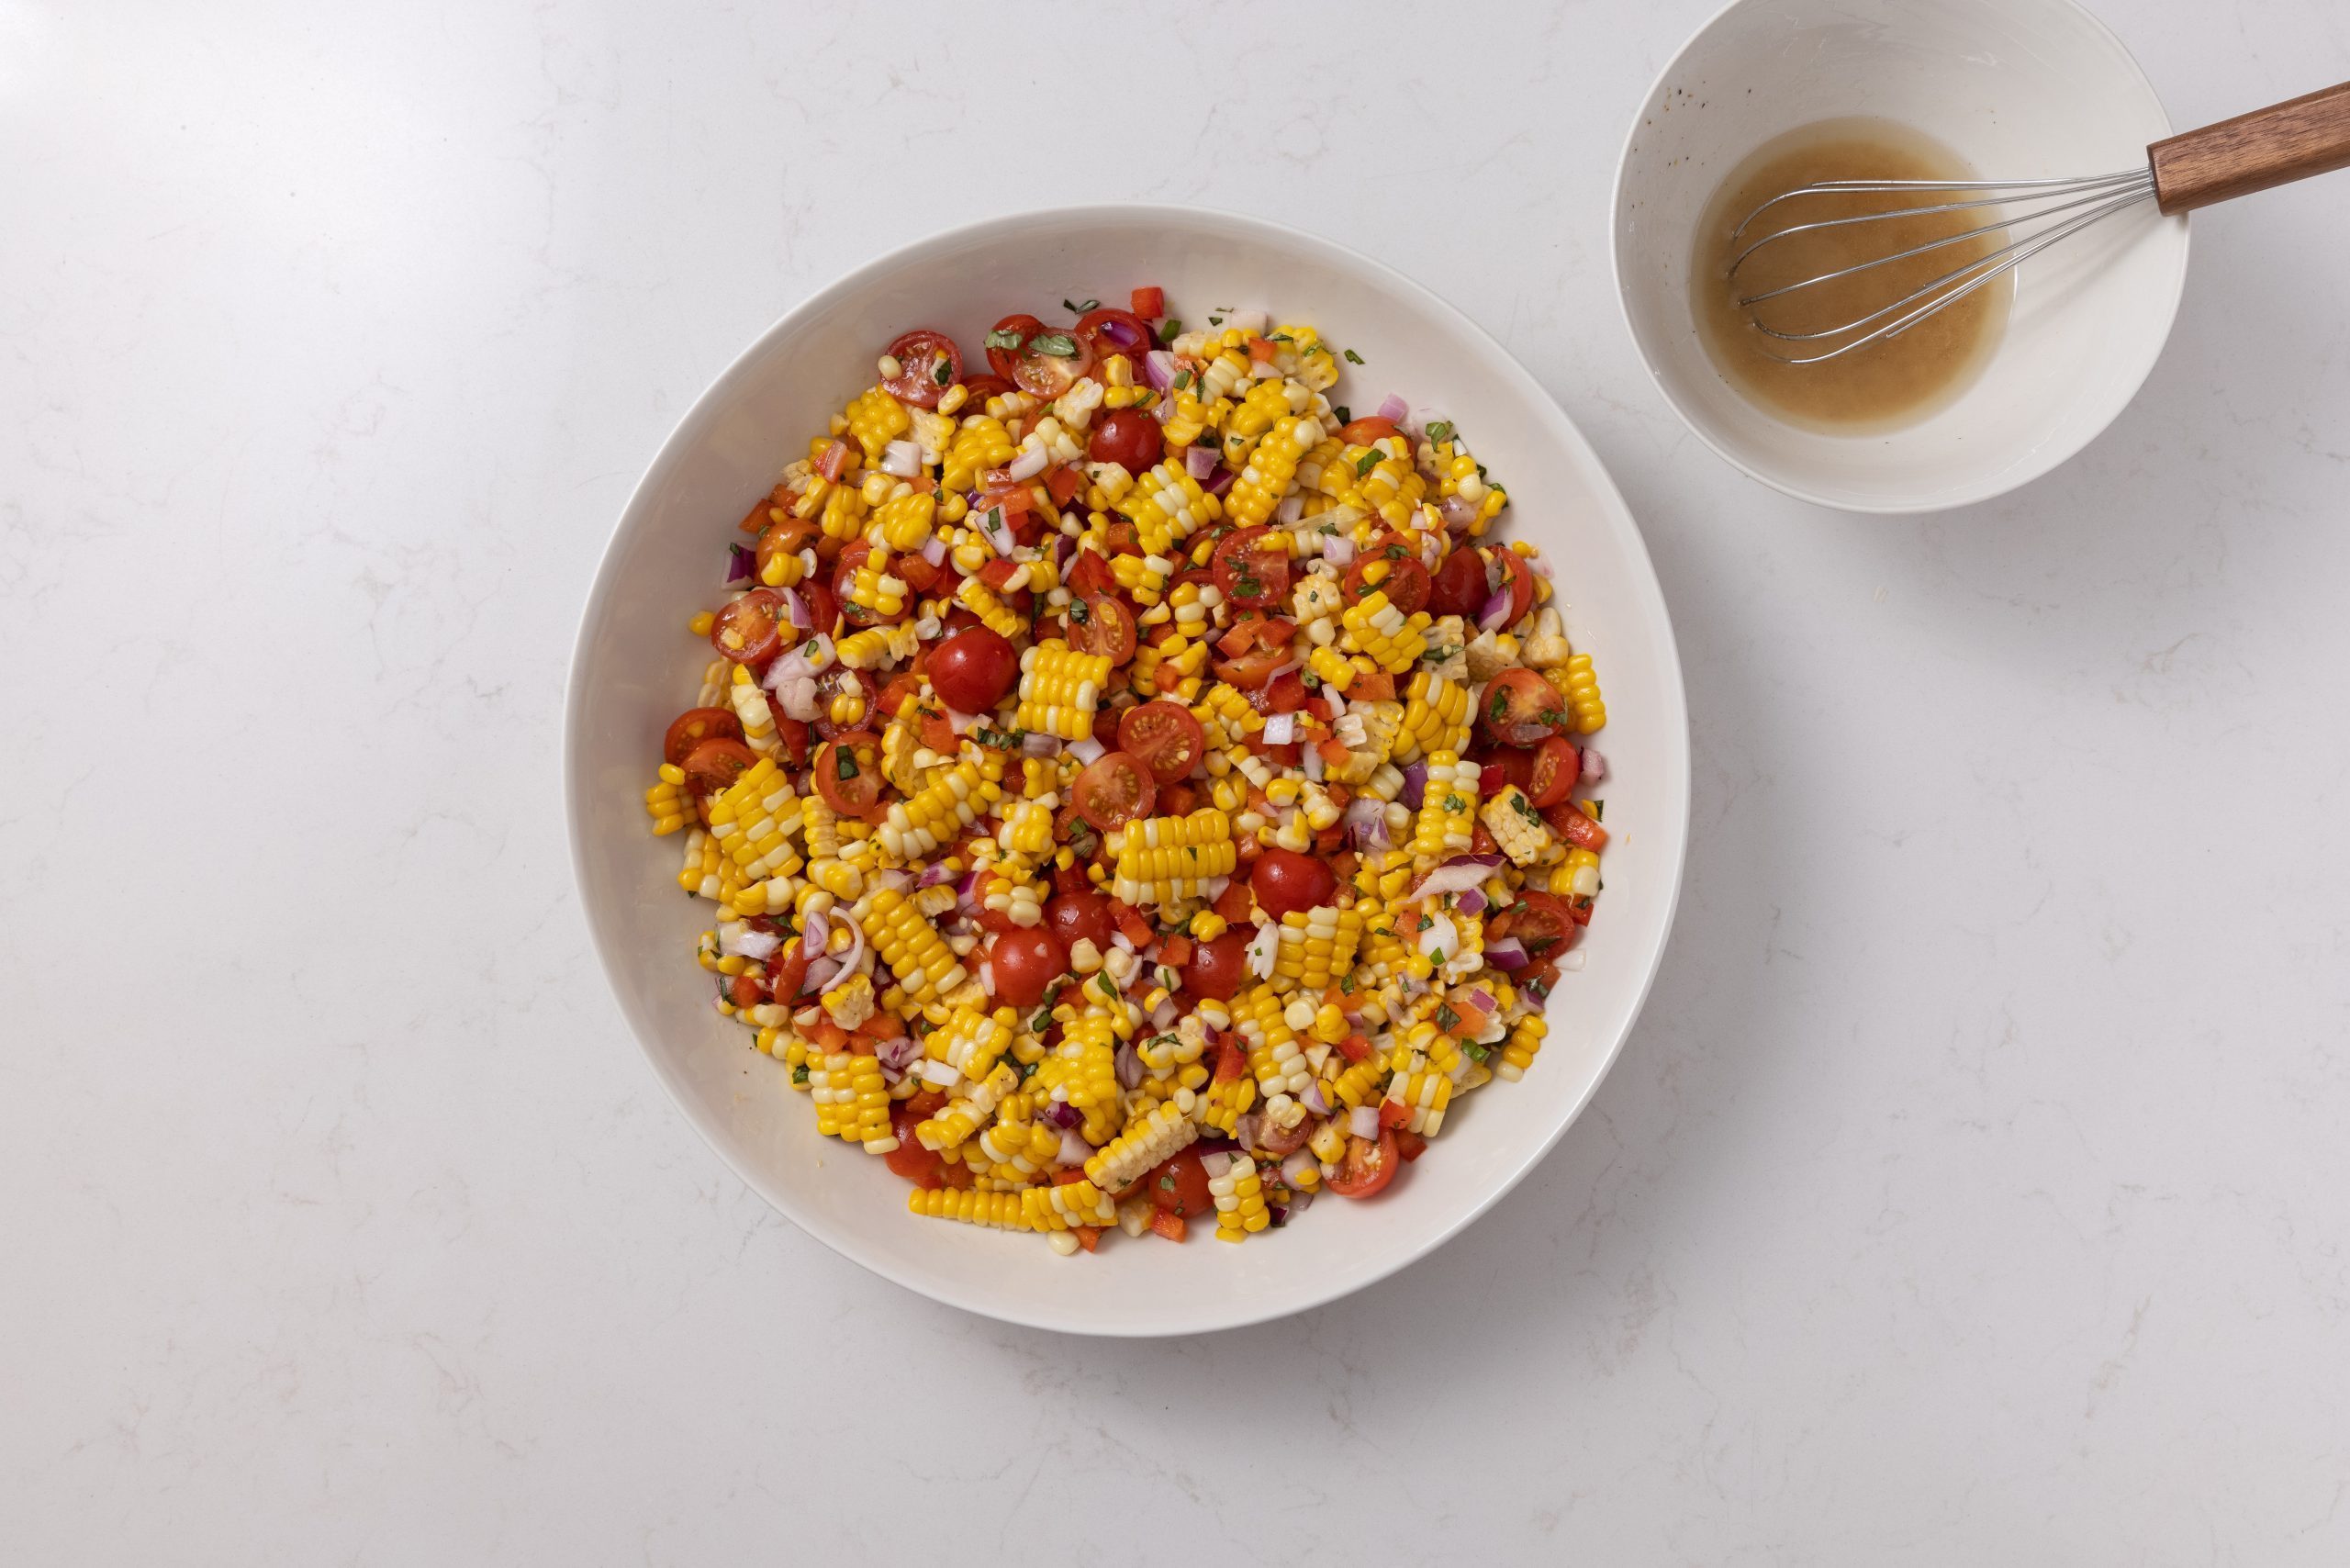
[566,207,1690,1334]
[1615,0,2188,512]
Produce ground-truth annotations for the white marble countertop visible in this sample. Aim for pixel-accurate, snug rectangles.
[8,0,2350,1560]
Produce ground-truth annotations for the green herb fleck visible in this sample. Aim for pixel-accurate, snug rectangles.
[934,359,952,386]
[1427,420,1454,443]
[1339,974,1356,994]
[1161,319,1181,337]
[834,749,858,780]
[985,328,1025,352]
[1208,314,1225,327]
[1589,799,1605,821]
[1063,297,1099,314]
[1437,1004,1460,1030]
[1171,369,1192,392]
[1513,793,1544,825]
[1333,405,1351,424]
[1343,348,1364,364]
[1353,451,1379,477]
[1417,914,1434,931]
[1465,1040,1492,1063]
[1442,793,1466,813]
[791,1065,810,1084]
[1029,332,1079,357]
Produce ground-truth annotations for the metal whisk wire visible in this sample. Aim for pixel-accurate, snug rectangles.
[1729,167,2158,364]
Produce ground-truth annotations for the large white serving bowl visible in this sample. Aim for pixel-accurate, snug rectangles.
[1614,0,2189,513]
[565,206,1690,1335]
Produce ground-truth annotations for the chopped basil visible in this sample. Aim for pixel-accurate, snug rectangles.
[1028,332,1079,358]
[1339,974,1356,994]
[1063,297,1099,314]
[1437,1004,1459,1030]
[1353,451,1379,477]
[934,359,951,386]
[1465,1040,1491,1063]
[834,749,858,780]
[791,1065,810,1084]
[1267,331,1292,342]
[1171,369,1192,392]
[1160,319,1181,337]
[1343,348,1364,364]
[1513,793,1544,825]
[1208,315,1224,326]
[1589,799,1605,820]
[1417,914,1434,931]
[1333,405,1351,424]
[985,328,1025,352]
[1427,420,1454,443]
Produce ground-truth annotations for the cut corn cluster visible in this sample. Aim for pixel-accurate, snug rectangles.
[643,288,1616,1259]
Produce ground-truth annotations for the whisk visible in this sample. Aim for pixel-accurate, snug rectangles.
[1730,80,2350,363]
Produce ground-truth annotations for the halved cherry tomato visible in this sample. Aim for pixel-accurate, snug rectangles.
[1070,751,1156,831]
[1066,550,1119,599]
[1006,323,1093,398]
[1214,645,1288,690]
[1251,847,1335,919]
[1088,408,1162,472]
[1073,307,1154,362]
[664,707,744,766]
[958,372,1013,402]
[811,731,885,820]
[1181,929,1252,1001]
[1327,1128,1399,1198]
[1212,525,1290,609]
[885,1104,955,1188]
[983,313,1044,381]
[1491,890,1577,961]
[1148,1150,1214,1219]
[679,736,759,796]
[1067,594,1136,664]
[800,577,840,637]
[1255,1114,1314,1159]
[710,588,785,664]
[1130,286,1164,319]
[754,516,817,587]
[1493,549,1536,626]
[895,553,942,594]
[1340,416,1404,446]
[811,666,876,740]
[1343,540,1431,614]
[1117,700,1206,783]
[928,625,1018,713]
[1427,545,1489,617]
[1543,801,1609,851]
[833,541,909,627]
[1482,667,1569,746]
[880,329,962,409]
[986,926,1067,1007]
[1044,889,1114,952]
[1527,735,1581,808]
[775,717,812,767]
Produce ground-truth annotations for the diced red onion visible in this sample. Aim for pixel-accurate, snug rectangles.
[801,905,831,960]
[726,543,755,584]
[1201,874,1230,902]
[1276,494,1304,524]
[1142,350,1180,390]
[1376,393,1409,424]
[722,924,780,962]
[1438,494,1479,532]
[1280,1149,1317,1188]
[1204,465,1236,498]
[1044,1101,1082,1129]
[921,536,947,567]
[1410,856,1503,901]
[1479,588,1514,632]
[1184,444,1216,480]
[1462,987,1497,1014]
[802,955,843,995]
[1058,1128,1093,1166]
[1069,735,1105,765]
[876,1033,923,1081]
[1200,1149,1234,1178]
[1261,712,1296,746]
[1232,1112,1262,1151]
[1483,936,1529,970]
[1021,732,1062,757]
[916,861,959,889]
[1245,921,1278,980]
[867,869,911,896]
[917,1058,960,1088]
[1007,447,1049,482]
[880,440,923,477]
[957,869,981,899]
[1114,1040,1145,1091]
[1302,1081,1330,1115]
[1580,747,1606,782]
[1321,533,1355,566]
[1399,761,1428,809]
[976,504,1017,558]
[1455,888,1488,917]
[978,958,994,994]
[773,585,811,631]
[1149,996,1178,1030]
[1348,1106,1380,1139]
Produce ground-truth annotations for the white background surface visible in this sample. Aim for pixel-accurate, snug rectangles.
[6,0,2348,1561]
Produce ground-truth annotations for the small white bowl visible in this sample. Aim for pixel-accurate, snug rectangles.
[565,206,1691,1335]
[1613,0,2189,513]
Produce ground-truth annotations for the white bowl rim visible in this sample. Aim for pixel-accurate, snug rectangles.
[563,202,1693,1334]
[1608,0,2190,516]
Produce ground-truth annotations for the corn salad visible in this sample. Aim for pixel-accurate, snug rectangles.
[643,291,1616,1255]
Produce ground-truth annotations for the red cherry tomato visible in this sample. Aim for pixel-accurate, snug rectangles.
[880,330,962,409]
[1044,889,1115,952]
[1147,1150,1214,1218]
[957,373,1013,402]
[663,707,744,766]
[1212,525,1290,610]
[987,927,1067,1007]
[884,1104,953,1188]
[1067,594,1136,664]
[811,731,885,820]
[1326,1127,1399,1198]
[1255,1114,1314,1159]
[1427,545,1489,618]
[1181,929,1253,1002]
[1088,409,1163,473]
[1065,550,1120,599]
[832,541,910,628]
[710,588,785,665]
[1212,645,1289,690]
[1340,416,1404,446]
[754,516,818,587]
[1073,307,1155,362]
[928,625,1018,714]
[1482,667,1569,747]
[984,314,1044,381]
[1070,751,1156,832]
[1527,735,1581,808]
[679,736,759,797]
[811,666,877,740]
[1494,550,1535,626]
[1492,890,1578,962]
[1542,801,1608,852]
[1250,848,1336,920]
[800,577,840,638]
[1117,700,1206,784]
[1343,538,1431,614]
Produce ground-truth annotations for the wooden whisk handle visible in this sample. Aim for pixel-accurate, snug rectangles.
[2150,79,2350,213]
